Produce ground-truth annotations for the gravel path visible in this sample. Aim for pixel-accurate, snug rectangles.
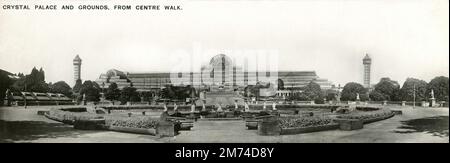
[0,105,448,143]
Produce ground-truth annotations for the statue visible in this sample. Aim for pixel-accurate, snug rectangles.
[191,103,196,112]
[82,93,87,105]
[202,101,206,112]
[244,102,249,112]
[272,102,277,111]
[263,101,267,110]
[217,103,223,112]
[173,103,178,111]
[356,93,360,101]
[234,100,238,110]
[163,103,168,112]
[430,89,436,107]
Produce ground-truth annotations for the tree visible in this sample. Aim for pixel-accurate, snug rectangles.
[73,79,83,93]
[79,80,100,102]
[341,82,368,101]
[302,81,324,103]
[369,90,386,101]
[105,82,120,101]
[399,78,428,101]
[277,79,285,90]
[427,76,449,102]
[373,77,401,101]
[49,81,73,98]
[10,67,49,93]
[0,69,13,106]
[119,86,140,104]
[325,89,337,101]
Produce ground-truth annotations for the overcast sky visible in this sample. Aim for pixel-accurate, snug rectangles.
[0,0,448,87]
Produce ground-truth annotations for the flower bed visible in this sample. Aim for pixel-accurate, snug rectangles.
[44,107,182,136]
[336,108,395,124]
[46,108,103,124]
[280,124,339,135]
[278,116,335,128]
[104,116,159,129]
[266,116,339,135]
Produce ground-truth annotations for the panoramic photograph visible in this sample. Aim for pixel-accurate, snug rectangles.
[0,0,448,143]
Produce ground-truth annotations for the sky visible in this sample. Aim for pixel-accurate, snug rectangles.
[0,0,448,87]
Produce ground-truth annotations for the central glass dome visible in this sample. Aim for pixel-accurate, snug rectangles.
[209,54,232,67]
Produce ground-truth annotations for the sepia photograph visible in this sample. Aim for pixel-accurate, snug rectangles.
[0,0,448,146]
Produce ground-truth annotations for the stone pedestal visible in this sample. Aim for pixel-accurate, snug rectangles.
[257,119,281,136]
[157,121,178,137]
[401,101,406,106]
[382,101,388,105]
[334,119,363,131]
[421,101,428,107]
[430,98,436,107]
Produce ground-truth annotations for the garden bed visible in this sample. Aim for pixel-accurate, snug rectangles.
[280,123,339,135]
[336,108,395,124]
[44,107,181,137]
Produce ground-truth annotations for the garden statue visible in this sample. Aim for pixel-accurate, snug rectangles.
[163,103,168,112]
[272,102,277,111]
[5,89,11,106]
[263,101,267,110]
[217,103,223,112]
[356,93,360,101]
[174,103,178,111]
[202,102,206,112]
[234,100,238,110]
[191,103,196,112]
[244,102,249,112]
[82,93,87,105]
[430,89,436,107]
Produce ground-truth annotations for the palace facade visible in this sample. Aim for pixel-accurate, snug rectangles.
[95,54,334,96]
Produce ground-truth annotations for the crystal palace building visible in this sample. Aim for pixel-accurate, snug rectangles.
[94,54,334,97]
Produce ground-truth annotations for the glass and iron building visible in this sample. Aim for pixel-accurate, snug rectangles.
[95,54,334,96]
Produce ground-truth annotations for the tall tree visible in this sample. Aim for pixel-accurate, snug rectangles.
[0,69,13,106]
[120,86,140,104]
[49,81,73,98]
[277,79,285,90]
[79,80,100,102]
[341,82,368,101]
[373,77,401,101]
[427,76,449,102]
[399,78,428,101]
[105,82,121,101]
[73,79,83,93]
[302,81,324,103]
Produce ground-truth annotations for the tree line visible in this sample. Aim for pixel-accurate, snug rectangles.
[286,76,448,103]
[1,67,448,106]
